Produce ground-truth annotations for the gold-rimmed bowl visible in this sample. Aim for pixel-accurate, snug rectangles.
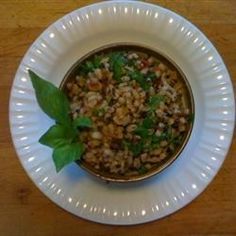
[60,43,194,183]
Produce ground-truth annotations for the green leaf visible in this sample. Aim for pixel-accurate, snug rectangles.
[129,71,151,91]
[162,127,173,141]
[146,71,157,81]
[29,70,70,125]
[171,135,183,146]
[73,116,93,128]
[39,124,76,148]
[142,117,156,129]
[123,140,144,157]
[134,126,150,139]
[53,142,85,172]
[29,70,94,172]
[141,82,152,91]
[131,142,144,156]
[134,116,156,138]
[85,61,94,71]
[138,166,148,174]
[129,70,144,85]
[149,127,173,150]
[129,70,143,81]
[148,95,165,111]
[109,52,126,82]
[78,55,102,75]
[93,55,102,68]
[151,134,162,144]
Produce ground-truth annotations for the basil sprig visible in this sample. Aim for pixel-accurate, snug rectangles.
[29,70,93,172]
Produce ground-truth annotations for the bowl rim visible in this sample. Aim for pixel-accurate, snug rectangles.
[60,42,195,183]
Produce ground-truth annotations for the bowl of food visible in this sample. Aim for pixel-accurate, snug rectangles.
[30,43,194,182]
[29,43,194,182]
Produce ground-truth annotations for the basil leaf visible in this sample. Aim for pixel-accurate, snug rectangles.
[73,116,93,128]
[29,70,70,125]
[39,124,75,148]
[53,142,85,172]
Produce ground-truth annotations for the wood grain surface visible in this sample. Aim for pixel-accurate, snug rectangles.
[0,1,235,235]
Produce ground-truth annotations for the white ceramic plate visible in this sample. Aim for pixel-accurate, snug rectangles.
[9,0,235,225]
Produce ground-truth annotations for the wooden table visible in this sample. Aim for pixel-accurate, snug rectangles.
[1,0,235,235]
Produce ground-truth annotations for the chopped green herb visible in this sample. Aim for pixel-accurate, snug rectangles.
[146,71,157,81]
[134,116,156,138]
[73,116,93,128]
[141,82,152,91]
[79,61,94,74]
[93,55,102,68]
[134,126,150,139]
[129,116,174,154]
[123,140,144,157]
[133,116,164,151]
[129,70,151,91]
[138,166,148,175]
[171,135,183,146]
[127,58,136,67]
[92,107,106,117]
[161,126,172,141]
[151,134,163,145]
[78,55,102,74]
[129,71,143,82]
[148,95,165,111]
[149,134,163,149]
[142,116,156,129]
[147,127,172,149]
[128,71,157,91]
[109,52,127,82]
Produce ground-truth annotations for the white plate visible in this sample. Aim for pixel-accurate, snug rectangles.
[9,0,235,225]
